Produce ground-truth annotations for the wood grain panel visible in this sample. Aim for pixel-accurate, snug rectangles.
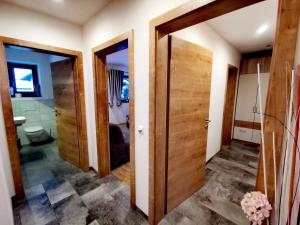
[154,35,170,217]
[0,42,24,197]
[167,36,212,212]
[221,65,238,145]
[94,53,110,176]
[0,37,88,197]
[112,162,130,186]
[234,120,261,130]
[256,0,300,203]
[240,51,272,74]
[92,30,136,208]
[51,59,80,166]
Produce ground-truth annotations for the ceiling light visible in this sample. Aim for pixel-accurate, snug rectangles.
[52,0,64,3]
[256,24,269,36]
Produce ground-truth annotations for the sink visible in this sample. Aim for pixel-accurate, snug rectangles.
[13,116,26,126]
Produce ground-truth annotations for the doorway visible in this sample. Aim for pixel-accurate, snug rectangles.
[0,37,88,197]
[148,1,282,225]
[93,30,135,207]
[221,65,239,146]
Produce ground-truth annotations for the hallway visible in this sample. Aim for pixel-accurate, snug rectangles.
[13,140,258,225]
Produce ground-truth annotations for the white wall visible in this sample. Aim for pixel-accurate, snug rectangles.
[0,1,83,202]
[0,97,15,225]
[0,2,83,51]
[172,24,241,160]
[83,0,237,214]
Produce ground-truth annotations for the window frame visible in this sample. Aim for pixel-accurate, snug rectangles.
[7,62,41,97]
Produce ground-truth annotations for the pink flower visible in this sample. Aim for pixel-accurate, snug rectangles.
[241,191,272,224]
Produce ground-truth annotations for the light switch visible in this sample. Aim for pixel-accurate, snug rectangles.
[138,125,144,134]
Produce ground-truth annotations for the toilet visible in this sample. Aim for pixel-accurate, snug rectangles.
[23,125,50,144]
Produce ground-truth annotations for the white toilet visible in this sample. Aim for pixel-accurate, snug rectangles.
[23,125,50,144]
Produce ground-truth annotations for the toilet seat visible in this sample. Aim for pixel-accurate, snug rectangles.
[23,125,44,133]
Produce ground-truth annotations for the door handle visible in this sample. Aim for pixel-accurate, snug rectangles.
[203,119,211,128]
[54,109,61,117]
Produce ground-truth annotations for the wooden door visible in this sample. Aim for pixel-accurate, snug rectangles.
[51,59,80,166]
[167,36,212,212]
[221,66,238,145]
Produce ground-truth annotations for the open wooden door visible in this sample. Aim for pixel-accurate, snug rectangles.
[51,59,80,167]
[221,65,238,145]
[166,36,212,212]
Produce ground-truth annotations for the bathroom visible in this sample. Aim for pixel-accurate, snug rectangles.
[6,45,73,188]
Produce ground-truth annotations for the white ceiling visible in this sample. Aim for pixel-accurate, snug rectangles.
[107,49,128,67]
[1,0,112,25]
[207,0,278,53]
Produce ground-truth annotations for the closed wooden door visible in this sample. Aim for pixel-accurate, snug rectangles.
[51,59,80,166]
[167,36,212,212]
[221,66,238,145]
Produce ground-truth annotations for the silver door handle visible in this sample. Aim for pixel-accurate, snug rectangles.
[54,109,61,116]
[203,119,211,128]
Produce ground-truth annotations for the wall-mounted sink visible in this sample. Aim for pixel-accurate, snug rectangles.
[14,116,26,126]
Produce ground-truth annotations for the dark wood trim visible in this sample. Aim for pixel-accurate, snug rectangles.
[92,30,136,208]
[155,0,264,34]
[242,49,273,59]
[240,50,272,74]
[234,120,261,130]
[256,0,300,202]
[221,65,239,146]
[0,37,89,197]
[148,1,268,224]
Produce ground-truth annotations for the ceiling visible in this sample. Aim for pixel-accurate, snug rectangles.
[207,0,278,53]
[1,0,112,25]
[107,49,128,67]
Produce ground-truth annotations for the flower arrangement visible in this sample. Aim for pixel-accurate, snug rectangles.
[241,191,272,225]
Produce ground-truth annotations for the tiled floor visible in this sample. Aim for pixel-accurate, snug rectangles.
[13,140,258,225]
[14,141,147,225]
[159,140,259,225]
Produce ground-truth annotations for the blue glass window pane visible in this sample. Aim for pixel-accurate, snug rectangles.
[121,77,129,101]
[14,68,34,92]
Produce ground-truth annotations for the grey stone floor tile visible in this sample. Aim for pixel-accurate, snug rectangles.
[14,140,257,225]
[217,217,237,225]
[88,220,101,225]
[20,193,56,225]
[49,160,81,179]
[225,141,259,158]
[193,180,249,225]
[45,178,76,206]
[54,194,92,225]
[25,184,45,199]
[67,170,104,196]
[207,157,256,186]
[216,149,258,169]
[162,207,197,225]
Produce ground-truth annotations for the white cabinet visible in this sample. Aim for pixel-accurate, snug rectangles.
[233,73,269,144]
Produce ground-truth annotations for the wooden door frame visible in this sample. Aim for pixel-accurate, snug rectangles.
[0,36,89,198]
[148,0,300,224]
[220,64,239,147]
[92,30,136,208]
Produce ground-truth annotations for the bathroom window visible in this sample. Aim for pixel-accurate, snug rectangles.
[7,62,41,97]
